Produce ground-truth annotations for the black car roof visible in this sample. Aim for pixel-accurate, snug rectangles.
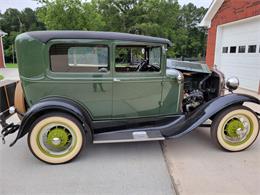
[26,31,172,46]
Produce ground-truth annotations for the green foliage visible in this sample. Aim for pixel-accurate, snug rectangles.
[0,8,45,63]
[0,0,208,62]
[93,0,207,58]
[36,0,104,30]
[5,63,18,68]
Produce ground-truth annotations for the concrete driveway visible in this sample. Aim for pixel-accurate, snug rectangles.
[0,69,175,195]
[163,89,260,195]
[0,116,174,195]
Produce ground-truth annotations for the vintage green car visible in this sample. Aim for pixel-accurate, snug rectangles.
[1,31,259,164]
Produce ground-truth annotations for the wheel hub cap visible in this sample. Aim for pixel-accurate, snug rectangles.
[225,119,244,138]
[52,137,61,145]
[46,127,70,148]
[223,115,251,144]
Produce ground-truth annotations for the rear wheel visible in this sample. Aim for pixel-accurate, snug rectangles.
[28,112,86,164]
[211,105,259,152]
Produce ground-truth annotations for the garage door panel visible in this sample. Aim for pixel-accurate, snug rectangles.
[221,65,259,78]
[217,17,260,92]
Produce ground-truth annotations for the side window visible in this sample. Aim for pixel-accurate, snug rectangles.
[50,44,109,72]
[222,47,228,53]
[115,45,161,72]
[248,45,256,53]
[238,46,246,53]
[229,46,236,53]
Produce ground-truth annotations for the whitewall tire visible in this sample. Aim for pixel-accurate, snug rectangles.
[28,113,86,164]
[211,105,259,152]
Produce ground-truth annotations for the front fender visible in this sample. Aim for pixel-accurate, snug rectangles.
[161,93,259,137]
[10,97,92,146]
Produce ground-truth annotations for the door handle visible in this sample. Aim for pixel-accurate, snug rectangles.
[113,78,121,82]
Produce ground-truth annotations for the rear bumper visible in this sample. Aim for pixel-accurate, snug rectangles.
[0,108,20,145]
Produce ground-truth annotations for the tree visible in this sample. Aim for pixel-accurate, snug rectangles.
[36,0,104,30]
[174,3,207,58]
[0,0,208,62]
[0,8,45,63]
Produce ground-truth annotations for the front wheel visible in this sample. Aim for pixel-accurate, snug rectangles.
[28,112,86,164]
[211,105,259,152]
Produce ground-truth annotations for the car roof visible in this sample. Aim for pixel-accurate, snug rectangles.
[25,31,172,46]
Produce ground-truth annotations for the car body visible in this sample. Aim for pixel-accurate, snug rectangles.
[1,31,259,164]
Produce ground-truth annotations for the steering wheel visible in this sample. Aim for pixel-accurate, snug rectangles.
[136,59,149,72]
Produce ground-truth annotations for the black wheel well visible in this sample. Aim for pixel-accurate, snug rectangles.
[21,108,93,141]
[209,103,243,121]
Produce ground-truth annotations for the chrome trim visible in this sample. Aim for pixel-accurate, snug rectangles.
[212,68,225,96]
[93,137,165,144]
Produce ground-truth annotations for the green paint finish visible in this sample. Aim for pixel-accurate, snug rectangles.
[15,32,183,121]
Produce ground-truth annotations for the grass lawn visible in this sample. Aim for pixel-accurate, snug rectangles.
[5,63,18,68]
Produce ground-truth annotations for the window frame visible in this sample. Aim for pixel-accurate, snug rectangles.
[114,43,163,75]
[48,42,111,74]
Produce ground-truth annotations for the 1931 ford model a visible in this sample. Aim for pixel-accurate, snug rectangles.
[1,31,259,164]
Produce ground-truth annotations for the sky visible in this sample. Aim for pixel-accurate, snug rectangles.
[0,0,212,13]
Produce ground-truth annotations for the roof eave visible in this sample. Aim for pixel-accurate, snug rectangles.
[199,0,224,28]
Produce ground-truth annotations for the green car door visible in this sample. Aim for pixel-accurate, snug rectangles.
[38,39,113,120]
[112,42,164,118]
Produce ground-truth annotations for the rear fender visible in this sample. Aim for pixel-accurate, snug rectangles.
[10,97,92,146]
[162,93,260,137]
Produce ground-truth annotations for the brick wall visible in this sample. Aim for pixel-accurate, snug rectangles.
[206,0,260,69]
[0,37,5,68]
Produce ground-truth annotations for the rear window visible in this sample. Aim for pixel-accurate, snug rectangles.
[50,44,109,72]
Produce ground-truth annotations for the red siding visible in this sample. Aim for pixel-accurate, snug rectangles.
[0,37,4,68]
[206,0,260,69]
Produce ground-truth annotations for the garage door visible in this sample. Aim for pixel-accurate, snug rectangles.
[216,17,260,92]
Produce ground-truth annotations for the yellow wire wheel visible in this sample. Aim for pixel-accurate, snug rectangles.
[28,113,86,164]
[211,105,259,152]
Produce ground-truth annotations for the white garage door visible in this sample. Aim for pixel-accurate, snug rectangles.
[216,16,260,92]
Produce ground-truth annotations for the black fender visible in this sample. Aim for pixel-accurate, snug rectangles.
[162,93,259,137]
[10,97,93,146]
[105,93,259,138]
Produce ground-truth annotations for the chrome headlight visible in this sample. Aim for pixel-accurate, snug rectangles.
[226,77,239,91]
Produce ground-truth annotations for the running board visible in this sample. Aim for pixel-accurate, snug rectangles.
[93,130,165,144]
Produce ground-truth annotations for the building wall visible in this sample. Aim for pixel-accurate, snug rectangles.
[206,0,260,69]
[0,37,5,68]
